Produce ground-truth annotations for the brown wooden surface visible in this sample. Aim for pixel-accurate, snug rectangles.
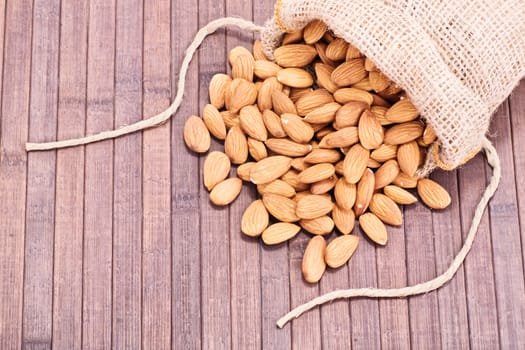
[1,1,525,349]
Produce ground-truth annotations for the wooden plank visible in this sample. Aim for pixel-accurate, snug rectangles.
[487,101,525,349]
[376,222,410,349]
[289,234,321,350]
[82,0,115,348]
[458,154,500,349]
[348,228,380,349]
[0,0,5,105]
[22,0,60,348]
[224,2,262,349]
[170,1,201,349]
[404,203,441,349]
[198,1,232,349]
[431,169,470,349]
[52,0,89,348]
[112,0,143,348]
[0,0,33,348]
[251,2,292,349]
[142,0,172,348]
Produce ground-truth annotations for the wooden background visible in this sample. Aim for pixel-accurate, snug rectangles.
[1,0,524,349]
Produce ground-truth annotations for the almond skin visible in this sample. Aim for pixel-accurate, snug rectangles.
[296,194,334,219]
[247,138,268,161]
[250,155,292,184]
[224,126,248,164]
[343,144,370,184]
[241,200,269,237]
[262,109,287,138]
[359,213,388,245]
[303,19,327,44]
[369,193,403,226]
[304,149,341,164]
[383,185,418,205]
[183,115,211,153]
[239,105,268,141]
[237,162,256,182]
[385,99,419,123]
[262,222,301,245]
[254,60,282,80]
[383,121,424,145]
[277,68,314,88]
[417,178,451,209]
[232,53,254,82]
[304,102,341,124]
[262,194,300,222]
[397,141,420,176]
[319,127,359,149]
[209,178,243,206]
[370,144,398,162]
[274,44,318,67]
[258,77,283,111]
[299,216,335,235]
[354,168,375,216]
[334,178,356,210]
[225,78,257,113]
[257,179,296,198]
[374,159,400,189]
[296,88,335,115]
[392,172,419,188]
[358,109,384,149]
[281,113,314,143]
[272,89,297,115]
[298,163,335,184]
[302,236,327,283]
[331,59,367,87]
[265,138,312,157]
[202,104,227,140]
[333,88,373,105]
[325,235,359,268]
[315,63,338,93]
[209,73,231,109]
[332,205,356,234]
[310,176,338,194]
[334,101,369,129]
[203,151,231,191]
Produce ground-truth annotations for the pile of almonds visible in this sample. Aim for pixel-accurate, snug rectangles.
[183,20,452,283]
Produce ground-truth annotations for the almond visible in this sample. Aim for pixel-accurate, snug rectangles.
[392,172,418,188]
[304,148,341,164]
[241,200,269,237]
[334,178,356,210]
[383,121,424,145]
[325,235,359,268]
[383,185,418,205]
[367,158,381,168]
[315,63,338,93]
[298,163,335,184]
[281,169,310,191]
[374,159,400,189]
[319,127,359,149]
[258,77,283,111]
[277,68,314,88]
[300,216,334,235]
[302,236,327,283]
[325,38,348,61]
[369,71,391,92]
[237,162,256,181]
[364,57,376,71]
[354,168,375,216]
[252,39,268,61]
[370,144,397,162]
[238,105,267,141]
[352,78,373,91]
[331,59,367,87]
[262,222,301,245]
[225,78,257,113]
[254,60,282,79]
[310,175,338,194]
[314,126,335,140]
[224,126,248,164]
[332,205,355,234]
[209,178,243,206]
[232,53,254,81]
[247,138,268,161]
[417,178,451,209]
[265,138,312,157]
[220,110,240,129]
[343,144,369,184]
[333,88,373,105]
[262,194,300,222]
[371,106,392,125]
[281,113,314,143]
[228,46,252,66]
[291,157,308,171]
[346,44,362,60]
[257,179,296,198]
[289,87,313,103]
[333,101,369,129]
[315,42,337,67]
[183,115,211,153]
[209,73,231,109]
[249,155,292,184]
[397,141,420,176]
[303,19,327,44]
[385,99,419,123]
[262,109,286,138]
[421,124,437,145]
[358,110,384,149]
[371,93,391,108]
[282,30,303,45]
[271,89,297,115]
[304,102,341,124]
[359,212,388,245]
[274,44,318,67]
[203,151,231,191]
[296,194,334,219]
[369,193,403,226]
[296,88,334,115]
[202,104,227,140]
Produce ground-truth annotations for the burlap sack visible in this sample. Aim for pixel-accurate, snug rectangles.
[261,0,525,172]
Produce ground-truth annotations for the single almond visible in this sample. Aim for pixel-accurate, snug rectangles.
[209,73,231,109]
[334,178,356,210]
[296,194,334,219]
[281,169,310,191]
[397,141,420,176]
[224,126,248,164]
[247,138,268,161]
[352,78,373,91]
[274,44,318,67]
[304,102,341,124]
[265,138,312,157]
[359,212,388,245]
[332,205,355,234]
[220,110,240,129]
[254,60,282,79]
[228,46,252,66]
[184,115,211,153]
[239,105,267,141]
[331,59,367,87]
[315,42,337,67]
[303,19,327,44]
[346,44,362,60]
[209,178,243,206]
[392,172,418,189]
[296,88,334,115]
[333,101,369,129]
[315,63,338,93]
[302,236,327,283]
[237,162,256,181]
[385,99,419,123]
[364,57,376,71]
[374,159,400,189]
[262,194,300,222]
[282,30,303,45]
[367,158,382,168]
[325,235,359,268]
[202,104,227,140]
[325,38,348,61]
[262,109,286,138]
[203,151,231,191]
[384,185,418,205]
[310,175,338,194]
[371,93,391,108]
[300,215,334,235]
[343,144,370,184]
[257,179,296,198]
[232,53,255,81]
[370,144,397,162]
[241,200,269,237]
[369,71,391,92]
[225,78,257,113]
[272,89,297,115]
[371,106,392,125]
[358,110,384,149]
[354,168,375,216]
[319,127,359,149]
[298,163,335,184]
[291,157,308,171]
[417,178,451,209]
[249,155,292,184]
[281,113,314,143]
[304,148,341,164]
[262,222,301,245]
[252,39,268,61]
[258,77,283,111]
[383,121,424,145]
[333,88,374,105]
[369,193,403,226]
[421,124,437,145]
[277,68,314,88]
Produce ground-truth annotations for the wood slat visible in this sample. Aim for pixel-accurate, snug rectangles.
[142,0,172,348]
[22,0,60,348]
[487,101,525,349]
[458,154,500,349]
[431,169,470,349]
[82,0,116,348]
[170,1,202,349]
[112,0,143,348]
[52,0,89,348]
[0,0,33,348]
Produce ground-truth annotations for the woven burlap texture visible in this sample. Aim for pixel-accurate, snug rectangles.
[261,0,525,171]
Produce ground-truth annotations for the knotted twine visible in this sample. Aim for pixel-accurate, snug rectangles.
[25,16,503,328]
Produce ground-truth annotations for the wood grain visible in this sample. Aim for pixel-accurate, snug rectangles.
[52,0,89,348]
[113,0,143,348]
[0,0,33,348]
[22,0,60,348]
